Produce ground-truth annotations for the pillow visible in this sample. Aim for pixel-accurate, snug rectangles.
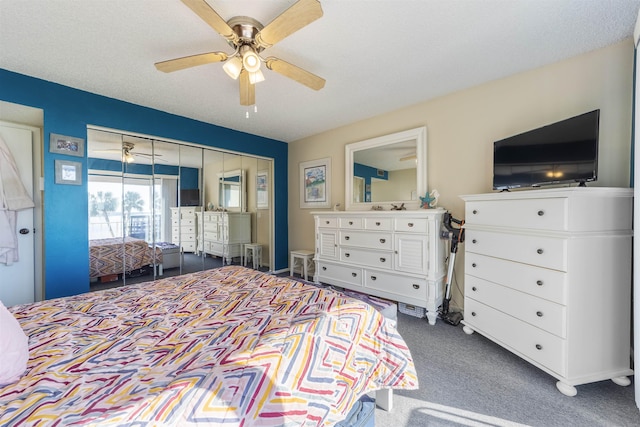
[0,300,29,386]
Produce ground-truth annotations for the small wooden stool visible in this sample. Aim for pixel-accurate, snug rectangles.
[290,250,315,281]
[243,243,262,269]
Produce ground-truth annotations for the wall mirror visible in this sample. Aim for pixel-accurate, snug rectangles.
[218,169,246,212]
[345,126,427,210]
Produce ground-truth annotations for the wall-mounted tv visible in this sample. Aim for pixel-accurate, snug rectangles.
[180,189,200,207]
[493,109,599,190]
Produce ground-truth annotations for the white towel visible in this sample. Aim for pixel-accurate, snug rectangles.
[0,135,35,265]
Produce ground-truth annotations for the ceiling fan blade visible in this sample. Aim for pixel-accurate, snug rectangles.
[155,52,228,73]
[255,0,323,49]
[239,70,255,106]
[265,57,325,90]
[181,0,238,44]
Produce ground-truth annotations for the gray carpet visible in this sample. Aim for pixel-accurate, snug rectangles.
[375,312,639,427]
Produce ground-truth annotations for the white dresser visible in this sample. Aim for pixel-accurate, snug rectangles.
[313,210,446,324]
[197,211,251,264]
[460,187,633,396]
[170,207,199,253]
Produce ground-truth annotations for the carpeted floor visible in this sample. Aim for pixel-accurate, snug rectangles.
[375,312,638,427]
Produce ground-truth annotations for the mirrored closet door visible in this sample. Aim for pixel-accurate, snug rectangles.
[87,128,274,290]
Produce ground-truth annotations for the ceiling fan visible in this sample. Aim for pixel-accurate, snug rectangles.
[155,0,326,106]
[94,142,164,164]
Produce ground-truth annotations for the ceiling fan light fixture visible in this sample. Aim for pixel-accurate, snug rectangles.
[249,69,265,84]
[223,56,243,80]
[241,45,261,73]
[123,151,135,163]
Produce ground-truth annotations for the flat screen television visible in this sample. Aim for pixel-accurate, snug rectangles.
[179,189,200,207]
[493,109,599,190]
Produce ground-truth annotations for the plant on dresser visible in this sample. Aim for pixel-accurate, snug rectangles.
[313,210,446,325]
[460,187,633,396]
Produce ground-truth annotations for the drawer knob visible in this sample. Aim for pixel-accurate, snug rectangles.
[471,311,477,317]
[322,266,327,271]
[376,221,381,226]
[537,248,544,255]
[537,280,544,286]
[472,209,478,215]
[413,284,420,289]
[535,344,543,350]
[345,253,350,257]
[380,257,386,263]
[408,222,414,227]
[352,272,357,277]
[349,221,353,225]
[472,239,477,244]
[371,275,377,281]
[536,311,544,317]
[537,210,545,216]
[380,238,386,244]
[345,236,350,240]
[472,286,477,291]
[325,220,330,224]
[471,263,477,268]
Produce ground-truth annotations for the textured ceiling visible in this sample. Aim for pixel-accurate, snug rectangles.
[1,0,639,143]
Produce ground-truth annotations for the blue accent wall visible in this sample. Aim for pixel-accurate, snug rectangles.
[354,162,387,202]
[0,69,288,299]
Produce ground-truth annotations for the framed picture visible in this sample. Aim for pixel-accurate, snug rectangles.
[257,171,269,209]
[300,157,331,209]
[49,133,85,157]
[55,159,82,185]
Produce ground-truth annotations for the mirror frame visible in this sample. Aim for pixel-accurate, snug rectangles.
[345,126,427,211]
[218,169,246,212]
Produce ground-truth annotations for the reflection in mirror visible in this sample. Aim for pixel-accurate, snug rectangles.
[345,126,427,210]
[255,158,273,270]
[218,169,245,211]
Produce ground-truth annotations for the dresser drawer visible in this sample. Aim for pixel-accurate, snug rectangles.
[181,241,197,252]
[339,217,363,229]
[340,248,393,270]
[172,217,195,227]
[364,217,392,231]
[465,253,567,304]
[464,299,566,376]
[318,217,337,228]
[340,231,393,250]
[203,231,218,240]
[203,212,219,223]
[317,261,363,287]
[466,230,567,271]
[172,226,196,237]
[394,218,428,233]
[364,270,428,301]
[466,198,568,231]
[465,277,566,338]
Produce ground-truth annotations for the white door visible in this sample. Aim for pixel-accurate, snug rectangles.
[0,123,35,307]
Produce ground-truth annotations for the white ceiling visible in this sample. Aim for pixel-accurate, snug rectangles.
[1,0,639,143]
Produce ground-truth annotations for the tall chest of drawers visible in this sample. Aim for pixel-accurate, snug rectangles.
[313,210,446,324]
[170,207,199,253]
[460,188,633,396]
[196,211,251,264]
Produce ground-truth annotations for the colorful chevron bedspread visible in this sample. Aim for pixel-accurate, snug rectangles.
[1,266,418,426]
[89,236,156,278]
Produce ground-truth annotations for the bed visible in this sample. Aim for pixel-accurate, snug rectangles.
[89,236,158,279]
[1,265,418,426]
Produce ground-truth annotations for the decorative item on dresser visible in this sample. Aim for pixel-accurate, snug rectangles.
[460,187,633,396]
[313,210,446,325]
[196,211,251,264]
[170,206,199,253]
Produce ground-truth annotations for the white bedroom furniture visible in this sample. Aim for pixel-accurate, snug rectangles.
[170,206,199,253]
[313,210,447,324]
[290,249,315,281]
[197,211,251,264]
[460,187,633,396]
[243,243,263,269]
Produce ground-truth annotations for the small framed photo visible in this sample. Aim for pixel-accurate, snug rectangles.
[257,171,269,209]
[55,159,82,185]
[300,157,331,209]
[50,133,84,157]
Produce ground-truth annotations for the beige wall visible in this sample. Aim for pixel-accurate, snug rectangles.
[289,39,634,307]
